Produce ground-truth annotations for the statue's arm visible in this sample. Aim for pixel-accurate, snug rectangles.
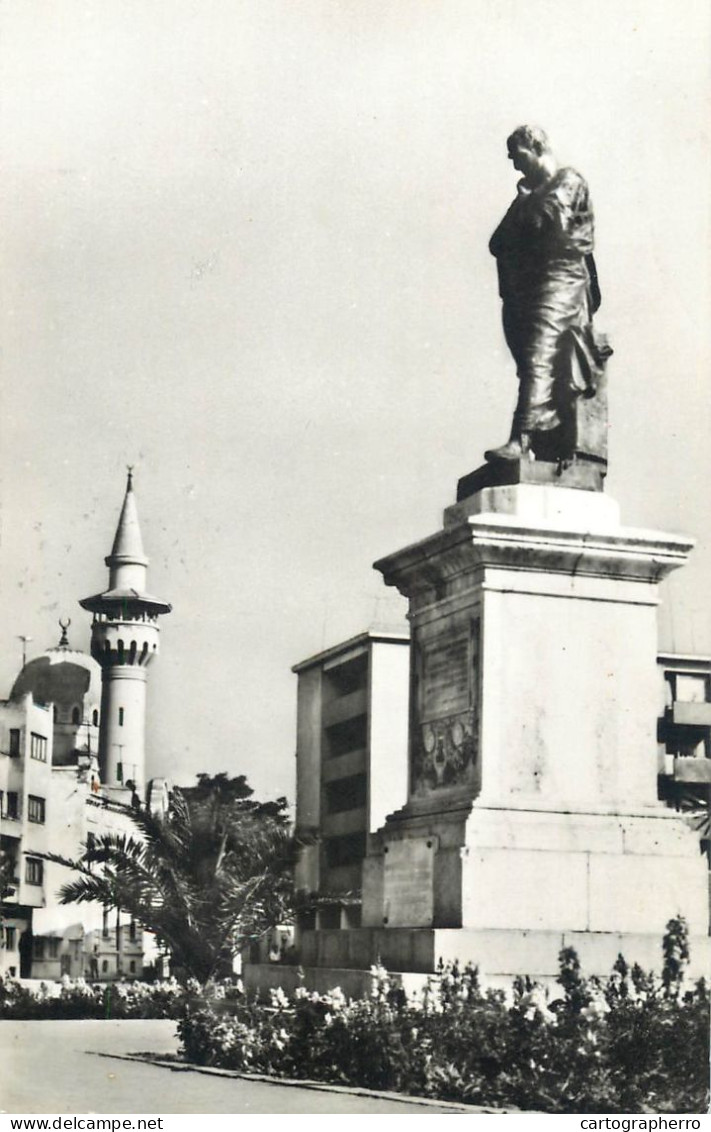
[489,196,522,257]
[538,169,594,255]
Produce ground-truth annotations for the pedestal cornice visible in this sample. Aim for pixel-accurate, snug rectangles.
[374,509,694,602]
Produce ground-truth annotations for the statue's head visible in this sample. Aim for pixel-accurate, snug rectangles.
[506,125,550,158]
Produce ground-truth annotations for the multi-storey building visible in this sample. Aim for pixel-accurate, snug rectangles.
[292,630,409,931]
[0,694,53,977]
[657,654,711,915]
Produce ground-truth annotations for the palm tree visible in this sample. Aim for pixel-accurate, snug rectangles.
[40,785,303,984]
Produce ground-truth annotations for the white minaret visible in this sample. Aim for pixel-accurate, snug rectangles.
[79,470,171,793]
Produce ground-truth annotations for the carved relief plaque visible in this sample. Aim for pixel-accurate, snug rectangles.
[422,637,470,718]
[411,619,480,797]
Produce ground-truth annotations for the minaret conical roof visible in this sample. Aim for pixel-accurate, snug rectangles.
[79,470,171,616]
[108,469,148,566]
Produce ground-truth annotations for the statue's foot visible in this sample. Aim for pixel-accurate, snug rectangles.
[484,437,527,462]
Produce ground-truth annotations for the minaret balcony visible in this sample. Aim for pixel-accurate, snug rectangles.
[91,610,158,626]
[91,622,161,668]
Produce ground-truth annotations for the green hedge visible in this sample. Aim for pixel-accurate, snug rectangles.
[178,922,709,1114]
[0,975,205,1019]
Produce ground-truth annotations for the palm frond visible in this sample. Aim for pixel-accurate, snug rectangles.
[37,783,302,983]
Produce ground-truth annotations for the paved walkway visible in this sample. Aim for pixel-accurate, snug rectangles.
[0,1020,463,1114]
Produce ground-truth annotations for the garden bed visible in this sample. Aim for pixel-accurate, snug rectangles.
[177,934,710,1114]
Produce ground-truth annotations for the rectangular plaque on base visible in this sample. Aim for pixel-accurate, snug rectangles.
[382,837,436,927]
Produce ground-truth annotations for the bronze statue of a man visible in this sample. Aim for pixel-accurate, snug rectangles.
[486,126,611,463]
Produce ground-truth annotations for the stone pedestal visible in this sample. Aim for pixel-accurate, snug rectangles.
[357,478,709,976]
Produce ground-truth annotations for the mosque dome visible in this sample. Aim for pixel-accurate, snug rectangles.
[10,620,102,765]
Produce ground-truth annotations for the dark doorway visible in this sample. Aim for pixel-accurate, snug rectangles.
[19,930,32,978]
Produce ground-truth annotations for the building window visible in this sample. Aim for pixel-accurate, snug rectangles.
[71,706,81,726]
[325,773,367,814]
[129,960,136,973]
[25,858,43,886]
[116,762,123,783]
[299,910,317,932]
[0,841,17,891]
[129,919,137,942]
[118,708,124,727]
[102,908,110,937]
[318,905,341,930]
[92,709,99,727]
[33,937,45,960]
[324,832,367,869]
[325,653,369,698]
[30,733,47,761]
[27,796,46,824]
[102,959,109,973]
[325,714,368,758]
[48,938,60,959]
[8,730,20,757]
[6,793,19,820]
[5,927,16,951]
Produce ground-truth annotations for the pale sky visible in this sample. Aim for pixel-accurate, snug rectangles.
[1,0,710,803]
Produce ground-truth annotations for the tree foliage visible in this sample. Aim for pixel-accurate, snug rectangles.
[39,773,303,984]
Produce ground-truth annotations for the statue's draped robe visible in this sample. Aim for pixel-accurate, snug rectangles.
[489,167,604,435]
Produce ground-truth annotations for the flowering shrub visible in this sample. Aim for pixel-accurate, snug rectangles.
[177,920,710,1113]
[0,975,236,1020]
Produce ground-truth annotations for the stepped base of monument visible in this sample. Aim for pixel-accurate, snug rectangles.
[360,804,709,938]
[243,925,711,997]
